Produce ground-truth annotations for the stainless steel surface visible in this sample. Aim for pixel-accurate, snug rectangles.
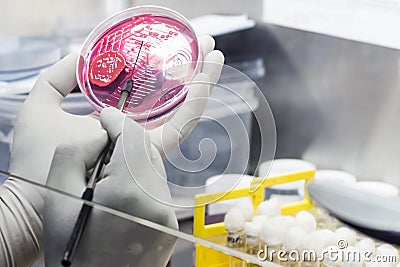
[236,23,400,185]
[3,19,400,265]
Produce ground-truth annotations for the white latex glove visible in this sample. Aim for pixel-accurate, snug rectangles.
[45,107,178,267]
[148,35,224,155]
[9,34,223,185]
[0,34,224,267]
[0,54,106,267]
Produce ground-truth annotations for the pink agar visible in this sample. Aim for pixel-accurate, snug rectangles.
[79,13,201,125]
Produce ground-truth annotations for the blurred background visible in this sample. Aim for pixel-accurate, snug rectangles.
[2,1,400,266]
[1,0,400,186]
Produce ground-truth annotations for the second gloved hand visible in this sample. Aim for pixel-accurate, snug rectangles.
[45,107,178,267]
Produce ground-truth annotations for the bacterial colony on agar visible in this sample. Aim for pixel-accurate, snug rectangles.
[78,10,202,125]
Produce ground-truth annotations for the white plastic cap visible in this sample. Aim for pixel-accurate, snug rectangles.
[224,207,245,232]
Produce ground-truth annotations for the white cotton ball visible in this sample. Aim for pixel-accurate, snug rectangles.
[298,230,333,264]
[256,198,281,218]
[260,219,276,244]
[256,201,268,215]
[224,207,245,232]
[377,244,399,257]
[365,261,386,267]
[366,260,394,267]
[269,216,296,248]
[252,215,267,227]
[365,262,392,267]
[309,229,334,256]
[355,238,376,255]
[273,215,295,229]
[323,245,342,266]
[297,232,322,263]
[299,231,323,256]
[294,210,316,233]
[341,246,363,267]
[269,197,282,206]
[317,229,334,247]
[274,227,288,245]
[234,197,254,221]
[244,221,262,237]
[283,226,307,251]
[331,227,357,246]
[376,244,399,267]
[260,218,286,245]
[299,232,312,251]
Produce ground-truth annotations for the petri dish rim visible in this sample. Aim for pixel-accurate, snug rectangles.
[76,5,203,123]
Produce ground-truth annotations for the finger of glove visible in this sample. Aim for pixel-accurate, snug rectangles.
[202,50,224,91]
[46,130,108,196]
[100,107,147,143]
[100,107,152,162]
[99,108,174,204]
[27,53,78,108]
[148,73,210,155]
[148,51,223,155]
[199,35,215,56]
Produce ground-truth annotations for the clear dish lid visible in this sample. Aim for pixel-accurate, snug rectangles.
[77,6,203,127]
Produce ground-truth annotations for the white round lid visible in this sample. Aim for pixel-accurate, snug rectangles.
[298,169,357,197]
[351,181,399,199]
[258,158,316,190]
[205,174,254,192]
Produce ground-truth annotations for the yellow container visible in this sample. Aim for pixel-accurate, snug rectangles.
[193,170,315,267]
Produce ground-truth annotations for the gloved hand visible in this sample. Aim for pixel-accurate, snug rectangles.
[1,34,224,267]
[45,107,178,267]
[148,36,224,155]
[0,53,106,267]
[9,34,223,185]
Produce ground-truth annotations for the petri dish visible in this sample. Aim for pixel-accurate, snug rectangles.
[77,6,203,127]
